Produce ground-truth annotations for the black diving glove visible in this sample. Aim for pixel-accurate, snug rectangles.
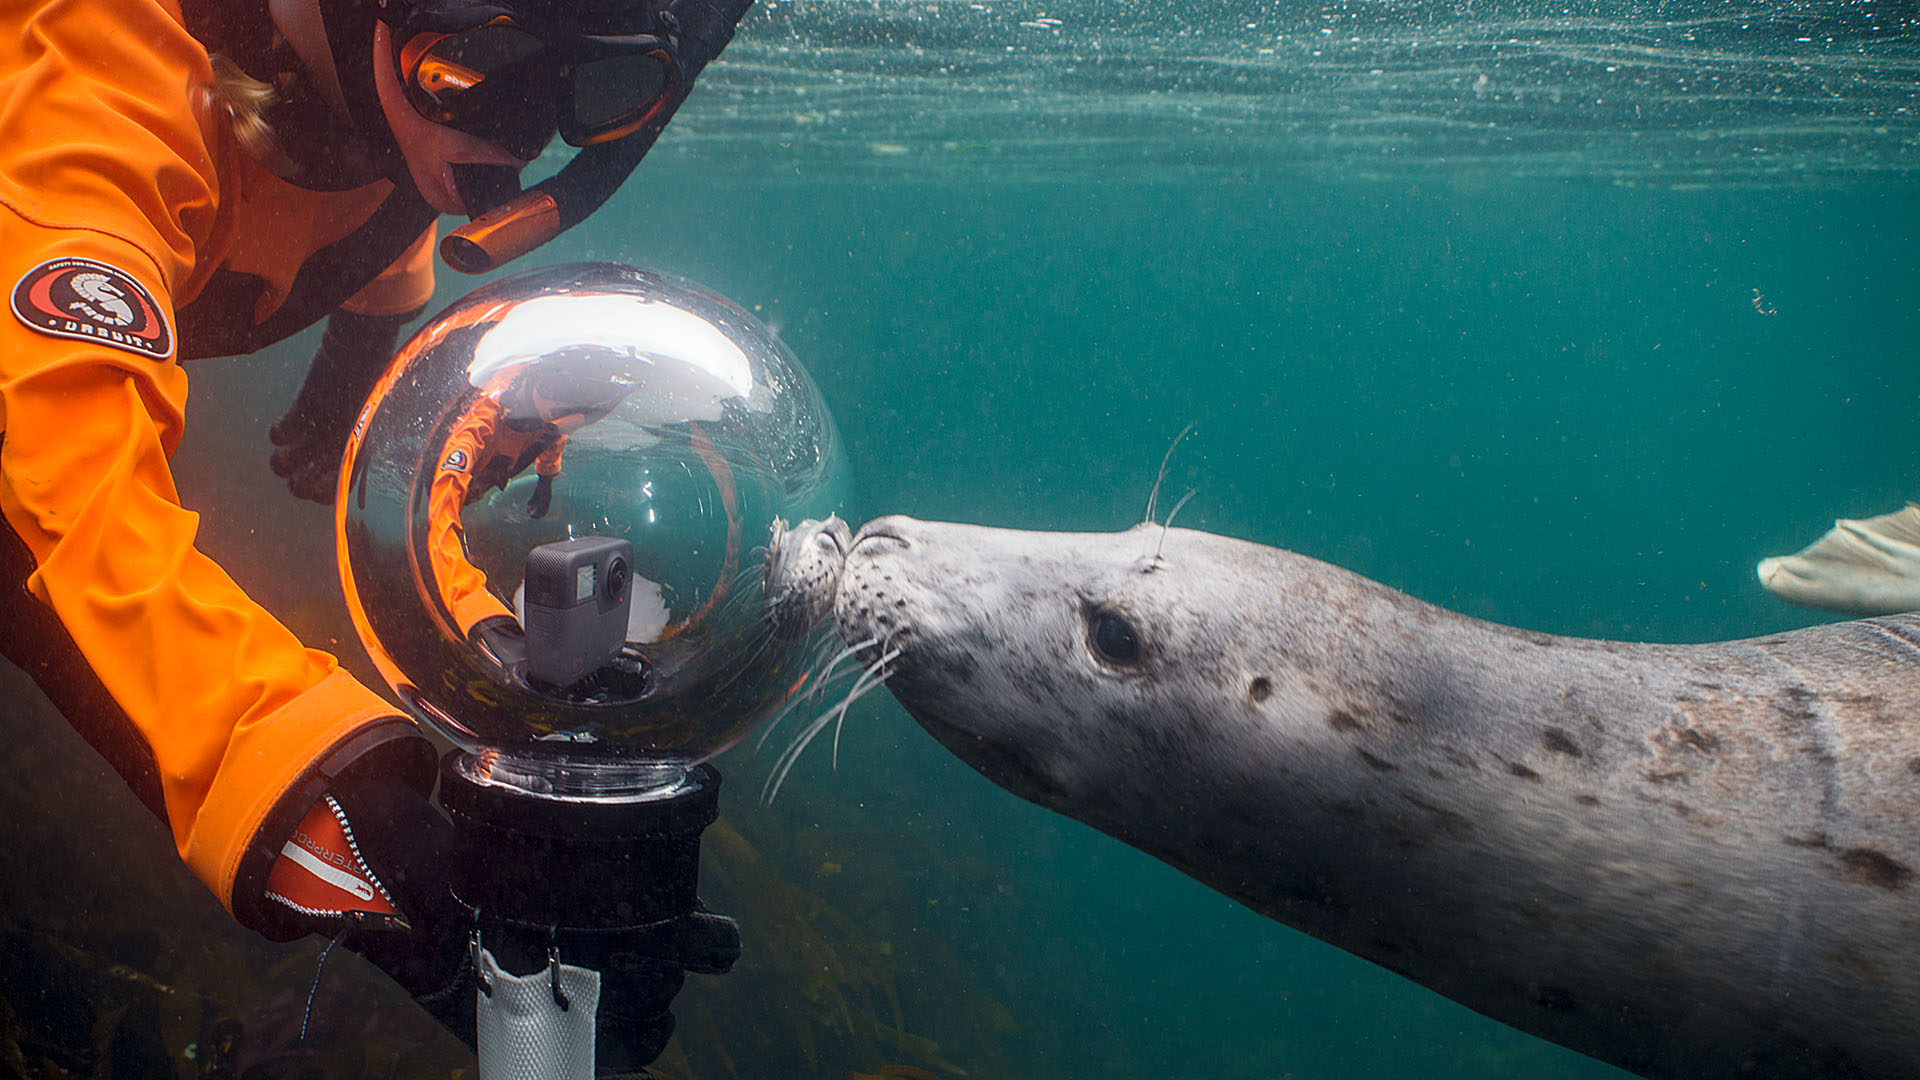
[586,905,741,1071]
[526,473,554,519]
[269,307,420,505]
[261,769,475,1046]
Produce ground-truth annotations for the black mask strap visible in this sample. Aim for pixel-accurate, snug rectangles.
[322,0,406,177]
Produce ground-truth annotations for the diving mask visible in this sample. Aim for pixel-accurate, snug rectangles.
[382,0,683,160]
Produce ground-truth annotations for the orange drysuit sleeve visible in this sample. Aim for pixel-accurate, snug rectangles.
[0,0,431,925]
[426,397,518,635]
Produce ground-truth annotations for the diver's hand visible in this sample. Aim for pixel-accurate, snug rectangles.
[592,906,741,1072]
[263,769,475,1047]
[269,308,418,505]
[526,474,554,519]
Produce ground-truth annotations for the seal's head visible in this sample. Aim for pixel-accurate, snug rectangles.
[833,515,1409,828]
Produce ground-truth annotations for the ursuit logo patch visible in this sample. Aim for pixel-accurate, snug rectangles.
[443,448,469,472]
[11,257,173,360]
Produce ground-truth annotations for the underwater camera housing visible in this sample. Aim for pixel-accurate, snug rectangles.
[337,262,848,796]
[334,263,848,1074]
[523,536,634,689]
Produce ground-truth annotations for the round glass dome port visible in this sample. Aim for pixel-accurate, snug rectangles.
[338,263,849,794]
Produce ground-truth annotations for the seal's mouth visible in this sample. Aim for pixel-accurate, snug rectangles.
[830,516,1076,808]
[764,516,854,638]
[906,699,1071,807]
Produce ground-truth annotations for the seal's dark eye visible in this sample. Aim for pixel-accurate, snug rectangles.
[1087,609,1142,667]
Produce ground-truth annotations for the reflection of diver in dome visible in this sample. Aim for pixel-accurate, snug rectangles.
[430,350,757,702]
[428,348,637,651]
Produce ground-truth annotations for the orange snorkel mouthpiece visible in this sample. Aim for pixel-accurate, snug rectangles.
[441,191,563,275]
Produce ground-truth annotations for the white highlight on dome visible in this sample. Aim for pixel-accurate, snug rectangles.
[466,293,755,407]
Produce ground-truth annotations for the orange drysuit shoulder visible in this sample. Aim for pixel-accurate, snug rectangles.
[0,0,435,925]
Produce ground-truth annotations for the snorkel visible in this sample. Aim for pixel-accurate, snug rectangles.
[438,0,755,273]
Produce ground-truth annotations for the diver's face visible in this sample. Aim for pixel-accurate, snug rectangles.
[371,22,527,215]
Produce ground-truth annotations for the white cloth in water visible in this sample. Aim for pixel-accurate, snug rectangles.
[473,943,602,1080]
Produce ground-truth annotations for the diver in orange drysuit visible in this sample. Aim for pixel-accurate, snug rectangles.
[0,0,749,1054]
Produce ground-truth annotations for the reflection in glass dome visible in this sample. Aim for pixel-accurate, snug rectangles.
[338,264,848,794]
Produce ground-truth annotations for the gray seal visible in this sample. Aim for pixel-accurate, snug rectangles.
[832,515,1920,1080]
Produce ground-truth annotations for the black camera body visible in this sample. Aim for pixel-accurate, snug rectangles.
[522,536,633,688]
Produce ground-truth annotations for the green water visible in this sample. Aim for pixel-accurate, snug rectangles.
[5,1,1919,1076]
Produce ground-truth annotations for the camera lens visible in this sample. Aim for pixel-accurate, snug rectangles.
[604,556,630,602]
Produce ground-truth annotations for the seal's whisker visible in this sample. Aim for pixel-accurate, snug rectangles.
[752,664,852,753]
[763,702,846,803]
[1142,420,1198,525]
[1165,486,1200,529]
[753,636,873,751]
[750,635,838,749]
[737,557,773,589]
[1155,487,1202,559]
[804,636,880,707]
[715,566,772,617]
[831,647,901,769]
[761,645,898,804]
[708,625,784,698]
[761,714,830,803]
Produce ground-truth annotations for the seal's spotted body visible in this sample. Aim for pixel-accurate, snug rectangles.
[834,515,1920,1080]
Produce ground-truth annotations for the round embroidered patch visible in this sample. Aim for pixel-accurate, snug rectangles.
[11,257,173,360]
